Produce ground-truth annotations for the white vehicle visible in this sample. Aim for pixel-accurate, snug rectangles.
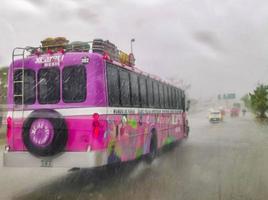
[208,110,222,123]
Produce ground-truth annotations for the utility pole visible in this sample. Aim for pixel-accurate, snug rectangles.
[130,38,135,54]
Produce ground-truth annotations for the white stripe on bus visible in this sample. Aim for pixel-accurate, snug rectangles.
[7,107,183,119]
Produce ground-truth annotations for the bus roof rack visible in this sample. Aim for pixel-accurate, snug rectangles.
[14,37,136,68]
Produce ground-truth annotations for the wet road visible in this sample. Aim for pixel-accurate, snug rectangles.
[1,111,268,200]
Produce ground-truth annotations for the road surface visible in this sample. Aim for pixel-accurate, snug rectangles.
[1,110,268,200]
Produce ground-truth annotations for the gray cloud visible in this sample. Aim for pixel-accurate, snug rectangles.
[76,8,99,23]
[193,31,222,51]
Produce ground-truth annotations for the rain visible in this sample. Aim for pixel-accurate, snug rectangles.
[0,0,268,200]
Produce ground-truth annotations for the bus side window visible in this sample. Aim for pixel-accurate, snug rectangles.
[166,86,170,109]
[139,76,148,108]
[174,88,177,109]
[107,64,120,107]
[179,90,183,110]
[175,89,179,109]
[168,86,171,109]
[147,78,154,108]
[174,89,177,109]
[153,81,160,108]
[182,92,185,111]
[168,86,172,109]
[159,83,164,109]
[130,73,140,107]
[163,85,169,109]
[171,87,175,109]
[119,69,131,107]
[178,89,181,109]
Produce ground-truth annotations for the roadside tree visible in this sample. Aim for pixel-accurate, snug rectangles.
[249,84,268,118]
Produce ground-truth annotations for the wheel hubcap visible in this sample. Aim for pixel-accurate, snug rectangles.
[29,119,54,147]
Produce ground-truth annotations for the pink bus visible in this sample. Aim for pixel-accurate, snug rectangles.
[3,37,189,168]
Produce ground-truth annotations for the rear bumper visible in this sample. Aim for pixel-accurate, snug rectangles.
[209,118,221,122]
[3,149,108,168]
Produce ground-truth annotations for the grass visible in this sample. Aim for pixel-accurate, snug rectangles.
[0,138,5,146]
[0,125,6,146]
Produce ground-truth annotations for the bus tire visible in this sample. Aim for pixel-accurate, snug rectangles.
[22,109,68,157]
[145,132,158,164]
[184,120,189,138]
[185,125,190,138]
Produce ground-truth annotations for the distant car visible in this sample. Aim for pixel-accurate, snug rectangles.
[208,110,222,123]
[219,108,225,117]
[242,108,247,116]
[230,107,240,117]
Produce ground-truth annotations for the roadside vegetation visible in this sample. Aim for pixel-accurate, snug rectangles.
[242,84,268,119]
[0,67,8,144]
[0,67,8,105]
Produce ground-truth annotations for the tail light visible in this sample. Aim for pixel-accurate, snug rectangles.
[92,113,100,138]
[58,48,65,54]
[103,52,110,60]
[47,49,53,54]
[6,117,12,140]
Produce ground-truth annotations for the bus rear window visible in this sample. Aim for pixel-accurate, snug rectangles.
[63,65,87,103]
[38,68,60,104]
[14,69,36,105]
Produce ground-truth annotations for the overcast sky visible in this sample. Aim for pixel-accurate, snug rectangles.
[1,0,268,99]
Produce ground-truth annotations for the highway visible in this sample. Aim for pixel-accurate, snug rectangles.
[1,110,268,200]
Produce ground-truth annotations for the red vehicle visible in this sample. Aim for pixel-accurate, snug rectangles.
[230,107,240,117]
[230,102,241,117]
[219,109,225,117]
